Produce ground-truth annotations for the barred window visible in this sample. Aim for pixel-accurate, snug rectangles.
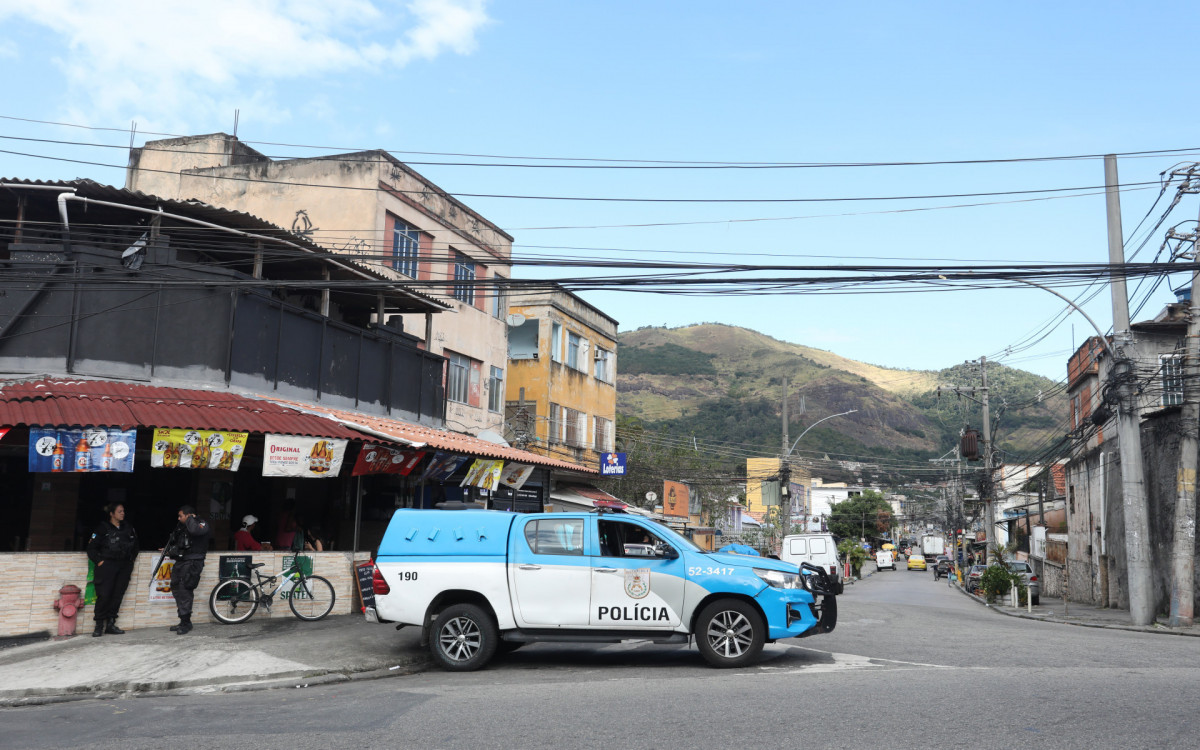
[1162,354,1184,407]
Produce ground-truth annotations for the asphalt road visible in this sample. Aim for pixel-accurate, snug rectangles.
[3,563,1195,750]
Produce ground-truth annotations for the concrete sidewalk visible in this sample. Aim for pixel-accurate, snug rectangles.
[0,614,429,706]
[953,579,1200,637]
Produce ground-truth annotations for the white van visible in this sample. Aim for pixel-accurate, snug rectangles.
[875,549,896,571]
[780,534,843,588]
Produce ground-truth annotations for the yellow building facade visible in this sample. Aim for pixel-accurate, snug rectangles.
[745,457,812,519]
[506,287,618,468]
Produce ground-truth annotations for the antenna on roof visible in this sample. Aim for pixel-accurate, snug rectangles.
[233,109,240,140]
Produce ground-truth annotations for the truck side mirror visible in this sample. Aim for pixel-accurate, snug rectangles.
[655,543,678,560]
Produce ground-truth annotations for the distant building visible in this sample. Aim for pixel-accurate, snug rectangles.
[745,457,811,523]
[504,285,618,468]
[127,134,512,436]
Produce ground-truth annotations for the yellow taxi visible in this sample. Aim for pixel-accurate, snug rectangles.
[907,553,927,571]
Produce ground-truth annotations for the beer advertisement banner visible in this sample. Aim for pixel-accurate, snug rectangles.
[460,458,504,490]
[149,553,175,603]
[499,462,535,490]
[417,451,469,483]
[351,444,426,476]
[663,480,690,518]
[28,427,136,473]
[262,434,348,478]
[150,428,248,471]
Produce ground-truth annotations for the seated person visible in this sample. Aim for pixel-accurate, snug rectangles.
[234,515,272,552]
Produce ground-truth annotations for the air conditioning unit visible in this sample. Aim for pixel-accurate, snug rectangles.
[593,351,604,360]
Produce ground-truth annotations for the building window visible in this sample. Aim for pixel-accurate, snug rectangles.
[453,251,475,304]
[491,276,506,318]
[447,352,470,404]
[593,347,612,382]
[391,219,419,277]
[564,407,586,448]
[567,332,582,370]
[551,322,563,362]
[593,416,612,452]
[488,366,504,413]
[549,402,562,444]
[1071,394,1082,429]
[1162,354,1184,407]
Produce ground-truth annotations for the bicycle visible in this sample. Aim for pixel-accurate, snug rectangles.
[208,559,336,624]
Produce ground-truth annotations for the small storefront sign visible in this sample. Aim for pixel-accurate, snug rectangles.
[351,444,426,476]
[263,434,347,478]
[151,428,248,471]
[417,451,468,482]
[600,452,627,476]
[460,458,504,490]
[149,552,175,603]
[29,427,136,473]
[663,480,689,518]
[499,462,535,490]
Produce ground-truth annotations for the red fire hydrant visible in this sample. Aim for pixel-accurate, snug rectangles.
[53,584,84,637]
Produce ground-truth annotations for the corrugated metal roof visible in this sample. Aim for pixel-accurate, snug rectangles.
[263,396,596,474]
[0,378,361,439]
[0,178,450,311]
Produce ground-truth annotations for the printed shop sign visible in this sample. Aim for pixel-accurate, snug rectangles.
[151,428,248,471]
[29,427,136,473]
[263,434,347,478]
[460,458,504,490]
[351,444,426,476]
[149,552,175,603]
[417,451,469,483]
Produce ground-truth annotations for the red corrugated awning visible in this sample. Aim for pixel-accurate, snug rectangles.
[263,397,597,474]
[0,379,362,440]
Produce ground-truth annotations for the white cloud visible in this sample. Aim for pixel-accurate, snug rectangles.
[0,0,490,130]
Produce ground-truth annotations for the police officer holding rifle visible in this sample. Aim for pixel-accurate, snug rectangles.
[156,505,211,635]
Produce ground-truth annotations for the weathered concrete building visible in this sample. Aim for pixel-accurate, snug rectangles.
[1061,300,1199,612]
[126,134,512,436]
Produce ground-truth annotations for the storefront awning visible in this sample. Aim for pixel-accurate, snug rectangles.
[550,483,652,514]
[263,397,597,474]
[0,378,362,440]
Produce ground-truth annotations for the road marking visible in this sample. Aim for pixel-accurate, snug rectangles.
[751,646,961,675]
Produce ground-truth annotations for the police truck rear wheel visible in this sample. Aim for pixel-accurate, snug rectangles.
[431,604,497,671]
[696,599,765,668]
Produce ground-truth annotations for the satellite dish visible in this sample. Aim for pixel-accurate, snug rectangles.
[505,313,526,327]
[645,491,658,504]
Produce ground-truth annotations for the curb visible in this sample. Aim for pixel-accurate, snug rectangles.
[952,580,1200,638]
[0,655,434,707]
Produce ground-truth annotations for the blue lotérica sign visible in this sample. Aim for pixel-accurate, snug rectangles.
[599,452,626,476]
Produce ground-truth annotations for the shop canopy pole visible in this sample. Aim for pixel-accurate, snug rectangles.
[353,475,363,554]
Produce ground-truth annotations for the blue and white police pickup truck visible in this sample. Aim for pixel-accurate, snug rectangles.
[368,503,837,671]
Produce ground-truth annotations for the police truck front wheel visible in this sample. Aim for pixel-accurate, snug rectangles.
[695,599,765,668]
[431,604,498,671]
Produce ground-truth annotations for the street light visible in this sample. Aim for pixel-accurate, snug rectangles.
[786,409,858,456]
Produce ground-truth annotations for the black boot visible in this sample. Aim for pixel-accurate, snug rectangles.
[175,617,193,635]
[92,620,104,637]
[105,619,125,635]
[169,619,184,632]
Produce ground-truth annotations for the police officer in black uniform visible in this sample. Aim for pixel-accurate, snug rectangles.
[86,502,139,637]
[169,505,211,635]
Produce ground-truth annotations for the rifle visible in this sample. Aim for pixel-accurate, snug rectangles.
[149,526,183,584]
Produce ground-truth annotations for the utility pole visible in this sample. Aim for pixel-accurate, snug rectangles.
[1168,166,1200,627]
[1105,154,1155,626]
[781,376,789,457]
[940,360,992,562]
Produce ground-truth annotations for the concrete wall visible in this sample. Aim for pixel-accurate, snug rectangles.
[1063,409,1200,614]
[0,550,366,637]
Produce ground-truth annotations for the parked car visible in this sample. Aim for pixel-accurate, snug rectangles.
[933,555,951,578]
[907,554,926,571]
[1006,560,1040,605]
[965,564,987,594]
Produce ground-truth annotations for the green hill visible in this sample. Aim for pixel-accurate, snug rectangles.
[616,324,1066,480]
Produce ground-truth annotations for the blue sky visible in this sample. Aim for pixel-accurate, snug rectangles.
[2,1,1199,381]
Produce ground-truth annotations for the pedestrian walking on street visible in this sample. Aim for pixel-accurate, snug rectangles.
[169,505,211,635]
[86,502,139,637]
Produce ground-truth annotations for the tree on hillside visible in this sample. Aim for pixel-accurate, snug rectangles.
[828,490,893,541]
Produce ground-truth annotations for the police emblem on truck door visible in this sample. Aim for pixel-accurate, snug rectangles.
[624,569,650,599]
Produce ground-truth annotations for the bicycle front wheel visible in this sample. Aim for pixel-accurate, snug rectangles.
[209,578,259,624]
[288,575,336,621]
